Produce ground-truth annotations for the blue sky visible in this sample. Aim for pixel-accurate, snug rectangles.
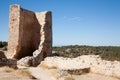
[0,0,120,46]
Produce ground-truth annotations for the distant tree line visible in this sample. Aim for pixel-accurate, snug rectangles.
[53,45,120,61]
[0,41,8,48]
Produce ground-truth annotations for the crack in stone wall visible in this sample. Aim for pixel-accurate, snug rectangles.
[7,4,52,66]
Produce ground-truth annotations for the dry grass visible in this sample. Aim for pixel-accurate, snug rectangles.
[39,63,57,69]
[0,66,36,79]
[0,66,15,72]
[64,76,75,80]
[39,64,49,69]
[12,69,36,79]
[48,66,57,69]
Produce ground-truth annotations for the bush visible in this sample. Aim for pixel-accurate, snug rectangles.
[3,47,7,51]
[2,41,8,47]
[0,41,8,48]
[0,41,3,48]
[53,45,120,61]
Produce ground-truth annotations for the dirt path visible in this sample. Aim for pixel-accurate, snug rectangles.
[73,73,119,80]
[0,67,34,80]
[29,67,119,80]
[0,66,119,80]
[29,67,58,80]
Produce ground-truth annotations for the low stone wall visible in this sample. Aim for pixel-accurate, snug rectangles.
[40,55,120,78]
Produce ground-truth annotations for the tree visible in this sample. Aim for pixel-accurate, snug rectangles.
[0,41,3,47]
[2,41,8,47]
[0,41,8,48]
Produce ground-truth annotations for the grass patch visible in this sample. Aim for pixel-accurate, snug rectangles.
[0,66,15,72]
[39,63,57,69]
[65,77,75,80]
[0,66,36,79]
[48,66,57,69]
[39,64,50,69]
[13,69,36,79]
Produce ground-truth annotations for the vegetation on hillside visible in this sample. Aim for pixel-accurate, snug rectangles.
[0,41,8,48]
[53,45,120,61]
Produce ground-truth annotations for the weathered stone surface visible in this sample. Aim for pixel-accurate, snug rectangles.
[17,56,34,67]
[7,4,52,66]
[40,55,120,78]
[7,4,40,59]
[35,11,52,58]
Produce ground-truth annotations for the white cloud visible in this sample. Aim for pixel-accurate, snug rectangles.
[62,16,81,22]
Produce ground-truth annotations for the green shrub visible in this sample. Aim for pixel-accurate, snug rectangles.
[53,45,120,61]
[0,41,8,48]
[3,47,7,51]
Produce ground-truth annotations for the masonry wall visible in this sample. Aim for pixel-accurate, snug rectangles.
[35,12,52,59]
[7,4,52,61]
[7,5,21,59]
[17,8,40,59]
[41,55,120,78]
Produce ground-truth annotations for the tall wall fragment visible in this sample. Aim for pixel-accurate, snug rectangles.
[7,4,52,66]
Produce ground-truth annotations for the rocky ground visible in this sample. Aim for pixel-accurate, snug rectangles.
[41,55,120,78]
[0,66,35,80]
[0,64,119,80]
[29,66,119,80]
[0,55,120,80]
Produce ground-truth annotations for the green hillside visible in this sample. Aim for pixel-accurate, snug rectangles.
[53,45,120,61]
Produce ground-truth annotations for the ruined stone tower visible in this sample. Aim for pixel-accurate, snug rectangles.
[7,4,52,66]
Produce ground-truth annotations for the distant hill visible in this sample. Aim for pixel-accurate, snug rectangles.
[53,45,120,61]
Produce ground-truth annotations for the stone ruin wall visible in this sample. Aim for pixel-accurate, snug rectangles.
[7,4,52,66]
[41,55,120,78]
